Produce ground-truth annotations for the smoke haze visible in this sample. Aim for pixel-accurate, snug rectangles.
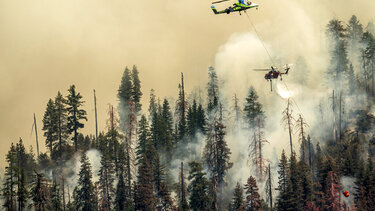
[1,0,375,171]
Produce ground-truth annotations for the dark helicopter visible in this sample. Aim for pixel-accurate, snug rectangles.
[253,64,292,91]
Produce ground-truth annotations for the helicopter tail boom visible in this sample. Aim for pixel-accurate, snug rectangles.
[211,5,219,14]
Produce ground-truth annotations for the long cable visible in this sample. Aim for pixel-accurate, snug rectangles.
[244,11,275,65]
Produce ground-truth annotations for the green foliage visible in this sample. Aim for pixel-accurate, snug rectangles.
[118,67,133,104]
[159,182,174,210]
[347,15,363,42]
[231,182,244,211]
[131,65,142,113]
[187,100,206,139]
[66,85,87,152]
[134,158,156,211]
[49,180,63,211]
[244,175,261,211]
[74,152,98,210]
[207,66,219,114]
[243,87,264,128]
[97,154,115,211]
[42,99,58,158]
[188,161,211,211]
[30,172,50,211]
[276,150,289,210]
[203,118,233,187]
[136,115,151,164]
[326,19,349,83]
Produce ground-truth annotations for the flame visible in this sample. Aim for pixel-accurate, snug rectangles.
[276,83,293,99]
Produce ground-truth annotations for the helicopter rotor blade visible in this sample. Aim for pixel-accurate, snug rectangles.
[253,69,271,71]
[212,0,230,4]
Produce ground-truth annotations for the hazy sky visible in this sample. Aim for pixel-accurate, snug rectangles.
[0,0,374,168]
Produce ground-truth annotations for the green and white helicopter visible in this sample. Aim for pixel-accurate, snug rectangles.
[211,0,259,15]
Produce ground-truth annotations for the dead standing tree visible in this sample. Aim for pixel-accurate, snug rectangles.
[265,163,273,209]
[282,98,295,155]
[295,114,308,163]
[256,118,268,180]
[249,118,268,181]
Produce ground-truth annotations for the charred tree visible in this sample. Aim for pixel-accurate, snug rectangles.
[178,162,189,211]
[265,163,273,209]
[282,98,295,155]
[94,89,98,140]
[296,114,308,163]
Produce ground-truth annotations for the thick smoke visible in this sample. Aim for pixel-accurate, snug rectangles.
[44,149,102,197]
[340,176,356,208]
[208,0,375,203]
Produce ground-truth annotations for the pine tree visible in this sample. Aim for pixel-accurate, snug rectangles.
[361,31,375,95]
[187,161,211,211]
[152,151,165,199]
[30,171,50,211]
[74,152,98,210]
[150,106,162,151]
[287,152,303,210]
[49,179,63,211]
[134,158,156,211]
[66,85,87,152]
[13,139,36,211]
[196,103,206,134]
[131,65,142,113]
[231,182,244,211]
[160,99,175,161]
[42,99,58,159]
[347,15,363,42]
[97,154,115,211]
[187,102,197,139]
[299,161,313,207]
[54,91,69,162]
[207,66,219,115]
[178,162,189,211]
[243,87,264,128]
[17,169,28,211]
[118,67,133,104]
[326,19,349,86]
[148,89,157,120]
[176,73,187,142]
[244,176,261,211]
[313,143,324,208]
[187,100,206,139]
[136,115,151,164]
[2,143,17,210]
[158,182,174,211]
[118,66,133,135]
[276,150,288,210]
[203,105,232,210]
[115,171,133,211]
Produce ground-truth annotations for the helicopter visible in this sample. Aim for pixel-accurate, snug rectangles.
[253,64,292,91]
[211,0,259,15]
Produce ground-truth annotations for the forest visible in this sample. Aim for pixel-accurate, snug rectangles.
[2,15,375,211]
